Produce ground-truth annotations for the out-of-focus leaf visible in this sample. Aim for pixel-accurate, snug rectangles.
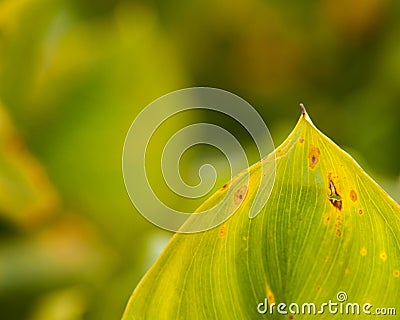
[30,287,87,320]
[0,102,59,229]
[122,110,400,319]
[0,215,112,294]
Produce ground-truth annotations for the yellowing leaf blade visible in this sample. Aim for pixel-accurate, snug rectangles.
[123,112,400,319]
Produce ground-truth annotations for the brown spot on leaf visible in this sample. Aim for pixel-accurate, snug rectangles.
[358,208,363,215]
[335,212,342,237]
[234,185,247,205]
[350,190,358,202]
[308,146,320,169]
[394,270,400,278]
[299,138,304,144]
[288,315,294,320]
[324,214,331,225]
[218,225,227,238]
[334,200,342,210]
[221,181,231,191]
[328,179,342,210]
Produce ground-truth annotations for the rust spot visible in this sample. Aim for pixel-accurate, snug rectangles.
[394,270,399,278]
[266,285,275,305]
[316,285,321,291]
[380,251,387,262]
[221,181,231,191]
[360,248,367,256]
[299,138,304,144]
[308,146,320,169]
[218,225,227,238]
[324,214,331,225]
[289,315,294,320]
[350,190,358,202]
[234,185,247,205]
[358,208,363,215]
[335,212,342,236]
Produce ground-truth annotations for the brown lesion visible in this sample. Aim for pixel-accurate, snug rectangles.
[335,217,342,237]
[218,224,227,238]
[234,185,248,205]
[220,180,231,191]
[308,146,320,169]
[350,189,358,202]
[328,179,342,210]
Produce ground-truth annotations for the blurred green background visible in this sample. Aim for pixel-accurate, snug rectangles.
[0,0,399,319]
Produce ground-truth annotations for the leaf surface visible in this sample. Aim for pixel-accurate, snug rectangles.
[123,111,400,319]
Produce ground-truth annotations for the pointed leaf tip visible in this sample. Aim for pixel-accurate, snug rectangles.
[299,103,314,125]
[300,103,306,115]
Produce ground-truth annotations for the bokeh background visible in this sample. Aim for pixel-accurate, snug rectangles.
[0,0,399,319]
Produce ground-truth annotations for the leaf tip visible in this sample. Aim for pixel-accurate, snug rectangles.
[299,103,314,124]
[299,103,307,115]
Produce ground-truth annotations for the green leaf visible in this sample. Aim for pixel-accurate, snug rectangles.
[122,111,400,319]
[0,102,59,229]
